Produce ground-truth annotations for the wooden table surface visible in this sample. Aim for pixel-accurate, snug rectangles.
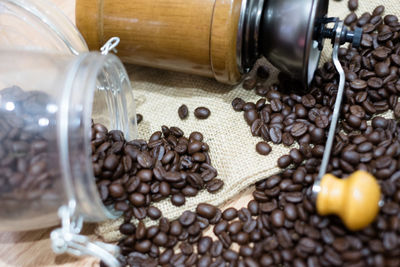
[0,1,253,266]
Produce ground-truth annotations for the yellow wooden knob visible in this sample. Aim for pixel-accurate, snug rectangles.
[316,170,381,231]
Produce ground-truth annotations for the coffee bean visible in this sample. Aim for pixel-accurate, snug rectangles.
[120,223,136,235]
[375,62,390,77]
[136,151,153,169]
[129,193,145,206]
[348,0,358,11]
[196,236,212,254]
[269,127,282,144]
[384,14,398,25]
[243,102,256,111]
[218,231,232,248]
[301,94,316,108]
[271,209,285,227]
[256,142,271,156]
[244,109,258,125]
[109,183,125,198]
[315,115,329,129]
[136,114,143,124]
[179,211,196,226]
[171,193,185,206]
[178,104,189,119]
[345,12,357,25]
[232,97,245,111]
[372,116,388,129]
[147,206,161,220]
[242,76,257,90]
[223,249,238,262]
[196,203,217,219]
[373,5,385,16]
[194,107,211,119]
[206,179,224,193]
[271,99,283,112]
[228,221,242,234]
[282,132,295,146]
[222,208,238,221]
[358,12,371,27]
[278,155,292,168]
[285,192,303,203]
[291,122,308,137]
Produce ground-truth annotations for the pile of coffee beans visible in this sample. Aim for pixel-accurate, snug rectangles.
[100,3,400,267]
[0,86,62,219]
[110,119,400,266]
[91,123,223,218]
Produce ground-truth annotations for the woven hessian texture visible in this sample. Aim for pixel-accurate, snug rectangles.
[96,0,398,242]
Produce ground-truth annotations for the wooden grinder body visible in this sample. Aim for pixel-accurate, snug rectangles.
[76,0,243,84]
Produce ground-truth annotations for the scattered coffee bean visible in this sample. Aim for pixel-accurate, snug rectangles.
[242,76,257,90]
[348,0,358,11]
[178,104,189,119]
[194,107,211,119]
[256,142,271,156]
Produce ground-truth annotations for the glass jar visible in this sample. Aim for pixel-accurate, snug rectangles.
[0,50,135,231]
[0,0,137,265]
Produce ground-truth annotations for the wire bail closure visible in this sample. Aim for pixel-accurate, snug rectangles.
[50,205,121,267]
[50,37,123,267]
[101,37,120,55]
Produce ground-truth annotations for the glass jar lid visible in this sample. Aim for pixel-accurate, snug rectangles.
[0,0,88,54]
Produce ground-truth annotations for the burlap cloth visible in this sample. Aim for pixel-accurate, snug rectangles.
[96,0,399,242]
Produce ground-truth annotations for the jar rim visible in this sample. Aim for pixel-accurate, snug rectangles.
[58,52,137,222]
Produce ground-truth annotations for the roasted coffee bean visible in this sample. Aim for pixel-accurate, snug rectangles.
[129,193,145,206]
[194,107,211,119]
[348,0,358,11]
[345,12,357,25]
[197,236,212,254]
[269,127,282,144]
[256,141,271,156]
[120,223,136,235]
[373,5,385,16]
[301,94,316,108]
[222,208,238,221]
[196,203,217,219]
[271,209,285,227]
[244,109,258,126]
[171,193,185,206]
[375,62,390,77]
[291,122,307,137]
[284,203,298,221]
[179,211,196,226]
[242,76,257,90]
[278,155,292,168]
[147,206,161,220]
[136,114,143,124]
[178,104,189,119]
[109,183,125,198]
[232,97,246,111]
[315,115,329,129]
[350,79,367,90]
[206,179,224,193]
